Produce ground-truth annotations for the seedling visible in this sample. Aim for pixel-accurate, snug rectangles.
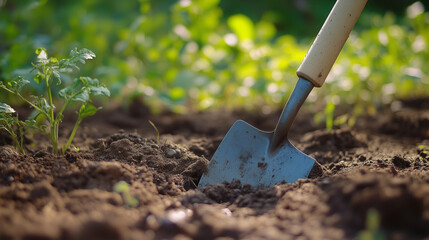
[324,101,335,130]
[0,48,110,154]
[113,180,139,208]
[0,103,37,154]
[358,208,385,240]
[417,144,428,159]
[148,120,160,142]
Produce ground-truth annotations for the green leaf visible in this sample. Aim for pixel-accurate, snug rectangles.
[35,48,47,55]
[227,14,255,41]
[69,48,96,65]
[32,96,52,114]
[27,109,44,121]
[34,73,44,84]
[75,77,110,97]
[58,59,75,72]
[90,86,110,97]
[79,104,100,118]
[58,88,70,99]
[24,119,38,130]
[73,89,90,102]
[5,77,30,92]
[0,103,15,113]
[79,48,96,60]
[52,70,61,84]
[50,58,58,64]
[0,112,7,121]
[59,48,96,72]
[41,98,53,113]
[59,78,83,99]
[80,76,99,86]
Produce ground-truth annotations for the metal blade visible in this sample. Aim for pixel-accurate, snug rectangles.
[198,120,315,187]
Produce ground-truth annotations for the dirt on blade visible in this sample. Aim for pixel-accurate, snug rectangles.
[1,100,429,240]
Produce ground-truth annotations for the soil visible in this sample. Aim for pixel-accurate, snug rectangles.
[1,99,429,240]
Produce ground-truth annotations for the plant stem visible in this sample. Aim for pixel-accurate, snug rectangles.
[0,87,45,116]
[58,89,84,117]
[62,118,81,155]
[2,124,24,154]
[58,90,86,155]
[45,72,59,154]
[17,115,25,155]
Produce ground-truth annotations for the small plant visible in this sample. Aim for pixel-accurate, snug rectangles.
[0,48,110,154]
[324,101,335,130]
[148,120,160,142]
[358,208,385,240]
[113,180,139,208]
[0,103,37,154]
[417,144,428,159]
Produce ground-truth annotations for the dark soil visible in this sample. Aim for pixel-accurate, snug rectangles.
[1,100,429,240]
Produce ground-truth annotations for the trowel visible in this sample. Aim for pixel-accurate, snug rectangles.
[199,0,368,187]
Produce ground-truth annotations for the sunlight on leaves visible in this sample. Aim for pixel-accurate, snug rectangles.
[0,103,16,113]
[227,14,255,41]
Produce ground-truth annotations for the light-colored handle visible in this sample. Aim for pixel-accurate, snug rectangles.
[297,0,367,87]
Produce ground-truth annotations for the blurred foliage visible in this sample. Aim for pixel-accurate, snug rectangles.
[1,0,429,120]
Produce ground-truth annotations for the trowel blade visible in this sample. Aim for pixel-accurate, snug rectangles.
[198,120,316,187]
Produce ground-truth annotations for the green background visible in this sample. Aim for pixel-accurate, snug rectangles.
[1,0,428,126]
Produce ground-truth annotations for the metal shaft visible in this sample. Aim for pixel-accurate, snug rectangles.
[269,78,314,153]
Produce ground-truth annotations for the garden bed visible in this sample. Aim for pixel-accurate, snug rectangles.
[1,100,429,240]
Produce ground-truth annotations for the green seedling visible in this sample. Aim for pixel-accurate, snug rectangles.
[113,180,139,208]
[324,101,335,130]
[148,120,160,142]
[71,145,80,152]
[417,145,428,159]
[0,48,110,154]
[358,208,385,240]
[0,103,37,154]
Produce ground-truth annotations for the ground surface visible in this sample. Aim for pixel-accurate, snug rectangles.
[1,99,429,240]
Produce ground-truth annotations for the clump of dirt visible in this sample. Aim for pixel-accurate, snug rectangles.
[298,128,367,166]
[94,131,209,190]
[326,169,429,235]
[182,180,280,214]
[380,109,429,138]
[187,137,223,159]
[300,128,367,152]
[391,155,411,169]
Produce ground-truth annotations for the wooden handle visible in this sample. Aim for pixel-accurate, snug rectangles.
[297,0,367,87]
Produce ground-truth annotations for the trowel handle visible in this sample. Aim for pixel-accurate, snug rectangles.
[296,0,367,87]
